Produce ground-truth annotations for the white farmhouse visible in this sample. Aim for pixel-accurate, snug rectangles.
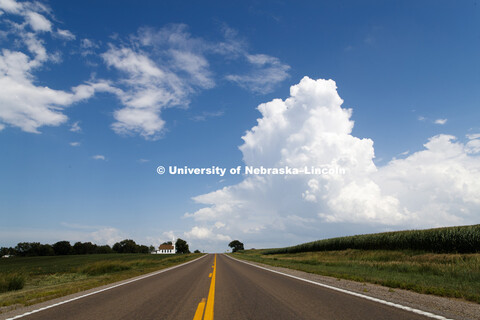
[152,238,176,254]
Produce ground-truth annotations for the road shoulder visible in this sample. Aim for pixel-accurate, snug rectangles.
[0,254,208,320]
[227,254,480,320]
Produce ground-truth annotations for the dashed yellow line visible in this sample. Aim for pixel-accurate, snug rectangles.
[204,254,216,320]
[193,254,216,320]
[193,298,206,320]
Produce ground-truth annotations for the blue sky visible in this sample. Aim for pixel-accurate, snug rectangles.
[1,0,479,252]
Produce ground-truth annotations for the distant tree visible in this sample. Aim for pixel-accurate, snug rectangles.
[96,245,113,254]
[15,242,34,256]
[112,242,122,253]
[149,245,156,253]
[112,239,138,253]
[194,249,201,253]
[73,242,97,255]
[53,241,72,255]
[15,242,49,256]
[175,238,190,254]
[228,240,244,253]
[137,245,149,254]
[38,244,54,256]
[0,247,14,256]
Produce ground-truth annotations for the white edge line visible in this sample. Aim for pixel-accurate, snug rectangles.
[224,254,452,320]
[6,254,209,320]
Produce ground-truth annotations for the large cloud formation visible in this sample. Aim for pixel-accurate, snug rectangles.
[0,0,108,133]
[185,77,480,249]
[0,1,289,138]
[102,25,290,139]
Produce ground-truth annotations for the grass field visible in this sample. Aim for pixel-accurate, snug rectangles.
[232,249,480,304]
[0,253,202,311]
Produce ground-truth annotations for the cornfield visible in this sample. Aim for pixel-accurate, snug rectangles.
[265,225,480,254]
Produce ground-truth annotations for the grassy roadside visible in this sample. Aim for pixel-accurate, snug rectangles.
[0,253,203,311]
[231,249,480,304]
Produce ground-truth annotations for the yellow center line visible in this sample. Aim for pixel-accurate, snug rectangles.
[193,254,217,320]
[193,298,206,320]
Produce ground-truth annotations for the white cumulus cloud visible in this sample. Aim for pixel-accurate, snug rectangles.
[185,226,231,243]
[186,77,480,248]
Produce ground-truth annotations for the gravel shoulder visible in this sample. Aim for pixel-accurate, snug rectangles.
[230,255,480,320]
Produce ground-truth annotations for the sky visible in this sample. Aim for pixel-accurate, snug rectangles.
[1,0,479,252]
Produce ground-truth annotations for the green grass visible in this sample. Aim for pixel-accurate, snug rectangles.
[0,253,203,310]
[264,224,480,254]
[232,249,480,303]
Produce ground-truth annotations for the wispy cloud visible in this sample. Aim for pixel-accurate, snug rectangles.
[0,0,108,133]
[418,116,448,126]
[0,10,289,138]
[92,154,106,160]
[56,28,75,40]
[226,54,290,94]
[80,38,100,57]
[70,121,81,132]
[99,24,289,140]
[191,110,224,122]
[466,133,480,140]
[69,141,80,147]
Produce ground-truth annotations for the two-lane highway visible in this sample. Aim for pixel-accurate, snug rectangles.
[4,254,448,320]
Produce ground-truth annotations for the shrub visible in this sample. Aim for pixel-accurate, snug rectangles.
[0,274,26,293]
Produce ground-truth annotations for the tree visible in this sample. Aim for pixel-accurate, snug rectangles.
[175,238,190,254]
[73,242,97,255]
[0,247,14,256]
[112,239,138,253]
[228,240,244,253]
[137,245,149,254]
[38,244,54,256]
[15,242,38,256]
[53,241,72,255]
[95,245,113,254]
[13,242,54,256]
[194,249,201,253]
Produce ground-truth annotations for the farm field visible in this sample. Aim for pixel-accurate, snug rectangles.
[0,253,202,311]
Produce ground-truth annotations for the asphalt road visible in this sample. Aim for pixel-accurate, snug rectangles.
[7,254,442,320]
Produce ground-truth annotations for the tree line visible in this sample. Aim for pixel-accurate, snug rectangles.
[0,238,192,257]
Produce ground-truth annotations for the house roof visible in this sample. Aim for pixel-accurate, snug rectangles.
[159,244,174,250]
